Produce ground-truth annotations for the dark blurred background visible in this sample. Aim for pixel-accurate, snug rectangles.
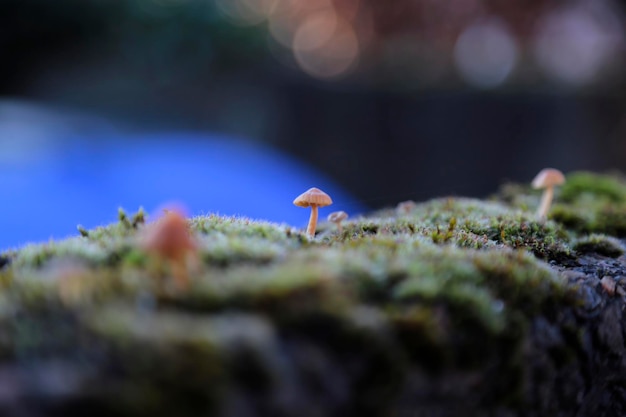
[2,0,626,248]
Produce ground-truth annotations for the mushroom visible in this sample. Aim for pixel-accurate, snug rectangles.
[293,187,333,237]
[327,211,348,233]
[140,209,198,290]
[396,200,417,215]
[531,168,565,220]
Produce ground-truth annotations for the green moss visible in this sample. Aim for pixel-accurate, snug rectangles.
[77,225,90,237]
[190,215,300,243]
[549,204,592,232]
[592,206,626,236]
[496,171,626,237]
[84,307,227,415]
[559,172,626,204]
[573,234,625,258]
[3,192,581,334]
[2,171,626,413]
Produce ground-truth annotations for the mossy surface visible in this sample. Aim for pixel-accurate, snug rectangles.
[1,171,626,416]
[498,171,626,236]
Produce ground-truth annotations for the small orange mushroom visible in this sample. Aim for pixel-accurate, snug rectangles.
[140,209,198,290]
[531,168,565,220]
[327,210,348,233]
[293,187,333,237]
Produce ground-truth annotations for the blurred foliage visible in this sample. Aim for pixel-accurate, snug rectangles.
[3,0,625,88]
[1,0,268,92]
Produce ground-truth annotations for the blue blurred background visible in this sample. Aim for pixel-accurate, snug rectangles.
[2,0,626,249]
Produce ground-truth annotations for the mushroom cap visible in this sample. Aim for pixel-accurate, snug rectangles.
[396,200,417,213]
[293,187,333,208]
[531,168,565,189]
[141,210,197,260]
[328,210,348,223]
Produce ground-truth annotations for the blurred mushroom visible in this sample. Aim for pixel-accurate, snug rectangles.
[293,187,333,237]
[396,200,417,215]
[140,209,198,290]
[531,168,565,220]
[328,210,348,232]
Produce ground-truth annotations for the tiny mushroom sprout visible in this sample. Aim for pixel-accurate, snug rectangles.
[531,168,566,220]
[293,187,333,237]
[328,210,348,233]
[140,208,198,290]
[396,200,417,215]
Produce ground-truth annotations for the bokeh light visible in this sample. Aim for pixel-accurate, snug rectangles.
[268,0,334,47]
[293,11,359,78]
[264,0,362,78]
[3,0,626,245]
[236,0,626,85]
[454,18,519,88]
[291,9,338,51]
[532,4,624,86]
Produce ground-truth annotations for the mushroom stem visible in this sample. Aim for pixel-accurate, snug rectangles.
[537,186,554,220]
[171,258,189,290]
[306,205,319,237]
[336,223,343,233]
